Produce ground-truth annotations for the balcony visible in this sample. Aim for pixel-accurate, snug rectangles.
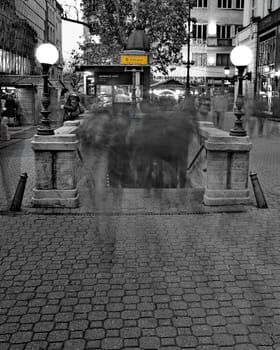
[207,37,217,47]
[207,37,233,47]
[217,38,232,47]
[191,38,207,47]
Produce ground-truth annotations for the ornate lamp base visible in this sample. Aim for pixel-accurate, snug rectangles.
[37,127,54,136]
[229,95,247,137]
[229,128,247,137]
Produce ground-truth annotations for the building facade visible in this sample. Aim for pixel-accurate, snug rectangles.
[236,0,280,114]
[16,0,64,80]
[155,0,244,94]
[0,0,64,125]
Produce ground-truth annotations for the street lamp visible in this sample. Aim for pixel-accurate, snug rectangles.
[229,45,253,136]
[185,0,196,94]
[35,43,59,135]
[224,66,230,77]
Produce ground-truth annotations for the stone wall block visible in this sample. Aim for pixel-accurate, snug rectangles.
[55,151,77,190]
[34,151,53,190]
[32,132,80,208]
[206,151,228,190]
[198,122,252,206]
[229,151,250,190]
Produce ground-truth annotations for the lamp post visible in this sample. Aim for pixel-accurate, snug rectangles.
[185,1,195,95]
[224,66,230,85]
[229,45,253,136]
[35,43,59,135]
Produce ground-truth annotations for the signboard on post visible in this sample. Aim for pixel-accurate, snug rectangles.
[120,49,149,65]
[120,55,148,65]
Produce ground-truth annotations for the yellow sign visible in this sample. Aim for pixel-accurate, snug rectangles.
[120,55,148,65]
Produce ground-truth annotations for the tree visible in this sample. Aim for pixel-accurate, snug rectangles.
[62,49,84,93]
[81,0,194,73]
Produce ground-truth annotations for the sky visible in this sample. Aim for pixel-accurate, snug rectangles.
[60,0,84,61]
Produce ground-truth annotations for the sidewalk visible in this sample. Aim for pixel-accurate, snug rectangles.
[0,208,280,350]
[0,125,38,149]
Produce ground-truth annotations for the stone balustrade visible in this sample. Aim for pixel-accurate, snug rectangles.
[198,121,252,206]
[31,119,82,208]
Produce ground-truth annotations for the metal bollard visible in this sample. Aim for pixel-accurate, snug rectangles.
[249,171,268,209]
[10,173,28,211]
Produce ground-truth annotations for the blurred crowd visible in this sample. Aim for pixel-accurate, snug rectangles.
[77,93,201,189]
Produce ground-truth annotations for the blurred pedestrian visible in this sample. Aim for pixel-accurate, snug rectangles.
[14,95,23,126]
[212,90,228,129]
[3,94,17,126]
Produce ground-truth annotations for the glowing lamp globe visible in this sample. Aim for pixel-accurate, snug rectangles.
[224,66,230,76]
[230,45,253,67]
[36,43,59,65]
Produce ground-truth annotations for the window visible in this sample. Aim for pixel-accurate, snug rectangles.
[192,24,207,40]
[217,25,231,39]
[216,53,231,66]
[236,0,244,8]
[218,0,232,8]
[194,0,207,7]
[192,53,207,66]
[251,0,256,17]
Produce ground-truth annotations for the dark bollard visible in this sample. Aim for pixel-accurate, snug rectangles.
[249,171,268,209]
[10,173,28,211]
[76,148,83,163]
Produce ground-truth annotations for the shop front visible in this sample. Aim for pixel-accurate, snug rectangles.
[76,64,150,113]
[257,9,280,116]
[0,75,62,126]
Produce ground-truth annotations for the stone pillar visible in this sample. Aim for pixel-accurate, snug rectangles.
[203,133,252,205]
[31,134,79,208]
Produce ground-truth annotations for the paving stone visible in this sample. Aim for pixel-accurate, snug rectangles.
[191,324,213,337]
[226,323,248,335]
[176,335,197,347]
[212,333,235,346]
[155,309,173,319]
[101,337,123,349]
[156,326,177,337]
[85,328,105,340]
[64,339,86,349]
[139,336,160,349]
[47,330,69,342]
[33,321,54,332]
[0,323,19,334]
[10,331,33,344]
[249,333,274,346]
[25,341,48,350]
[120,327,141,338]
[69,320,89,331]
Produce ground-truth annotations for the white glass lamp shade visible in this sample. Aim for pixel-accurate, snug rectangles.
[36,43,59,65]
[224,66,230,76]
[230,45,253,67]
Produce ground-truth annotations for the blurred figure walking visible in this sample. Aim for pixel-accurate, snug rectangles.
[3,94,17,126]
[212,90,228,129]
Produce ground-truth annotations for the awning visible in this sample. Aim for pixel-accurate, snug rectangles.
[0,75,64,89]
[150,79,185,89]
[0,75,42,87]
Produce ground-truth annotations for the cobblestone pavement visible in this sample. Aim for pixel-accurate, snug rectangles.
[1,210,280,349]
[0,118,280,349]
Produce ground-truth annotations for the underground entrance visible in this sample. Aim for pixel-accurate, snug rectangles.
[78,107,199,190]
